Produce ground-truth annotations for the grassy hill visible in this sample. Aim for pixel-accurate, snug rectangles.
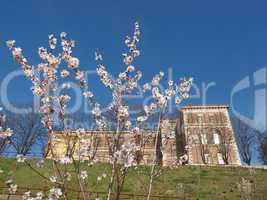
[0,158,267,199]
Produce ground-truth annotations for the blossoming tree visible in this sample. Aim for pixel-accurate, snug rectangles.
[7,31,96,199]
[92,22,193,200]
[5,22,193,200]
[0,108,13,155]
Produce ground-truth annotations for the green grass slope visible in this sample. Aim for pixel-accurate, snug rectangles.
[0,158,267,199]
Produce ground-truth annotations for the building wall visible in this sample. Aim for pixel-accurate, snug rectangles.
[49,105,242,166]
[161,120,178,166]
[49,131,159,165]
[180,105,241,165]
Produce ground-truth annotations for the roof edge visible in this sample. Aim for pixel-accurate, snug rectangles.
[181,105,229,110]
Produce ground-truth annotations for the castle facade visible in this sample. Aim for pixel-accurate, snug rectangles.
[50,105,241,166]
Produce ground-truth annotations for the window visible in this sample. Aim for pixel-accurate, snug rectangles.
[201,133,208,144]
[192,134,198,142]
[197,114,203,123]
[170,130,175,138]
[213,133,220,144]
[143,155,148,164]
[204,154,212,164]
[217,153,225,165]
[209,114,215,123]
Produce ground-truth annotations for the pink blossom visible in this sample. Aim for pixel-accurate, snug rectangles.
[0,128,13,138]
[83,91,94,98]
[12,47,22,58]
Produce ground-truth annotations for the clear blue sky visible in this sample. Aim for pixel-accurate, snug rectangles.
[1,0,267,125]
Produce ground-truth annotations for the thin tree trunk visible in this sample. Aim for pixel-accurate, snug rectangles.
[107,120,120,200]
[147,112,162,200]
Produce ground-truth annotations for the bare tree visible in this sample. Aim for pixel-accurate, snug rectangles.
[7,110,46,156]
[216,128,232,165]
[259,137,267,164]
[0,138,10,156]
[257,132,267,165]
[232,118,255,165]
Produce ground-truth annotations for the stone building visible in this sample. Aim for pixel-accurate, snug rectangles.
[178,105,241,165]
[49,105,241,166]
[50,130,159,165]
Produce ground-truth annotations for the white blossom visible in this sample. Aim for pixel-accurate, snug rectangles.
[161,119,170,129]
[12,47,22,58]
[5,179,12,184]
[6,40,15,49]
[60,70,70,78]
[16,154,26,163]
[125,120,132,129]
[68,57,79,69]
[132,127,140,134]
[0,128,13,138]
[59,156,72,164]
[62,83,71,89]
[22,191,31,200]
[60,32,67,38]
[151,72,164,86]
[80,170,88,180]
[31,85,44,96]
[49,34,57,49]
[95,51,103,61]
[96,65,113,89]
[123,54,133,65]
[49,176,57,183]
[83,91,94,98]
[36,159,44,168]
[102,173,107,178]
[75,70,86,86]
[137,116,148,123]
[38,47,48,60]
[48,187,62,200]
[8,184,17,194]
[23,67,34,78]
[144,103,157,116]
[118,105,129,119]
[92,103,101,116]
[59,95,71,105]
[65,172,71,181]
[175,96,182,104]
[143,83,151,92]
[114,143,139,169]
[126,65,135,72]
[35,192,44,200]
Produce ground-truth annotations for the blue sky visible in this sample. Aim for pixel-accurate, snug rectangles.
[1,0,267,129]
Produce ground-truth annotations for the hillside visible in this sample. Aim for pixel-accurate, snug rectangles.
[0,159,267,199]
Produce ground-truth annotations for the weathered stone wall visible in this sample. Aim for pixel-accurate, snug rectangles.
[49,105,242,166]
[49,131,160,165]
[180,105,241,165]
